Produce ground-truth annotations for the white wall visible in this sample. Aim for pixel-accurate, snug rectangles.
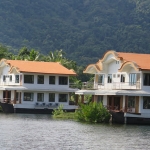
[20,91,69,105]
[141,71,150,91]
[139,96,150,114]
[22,73,69,89]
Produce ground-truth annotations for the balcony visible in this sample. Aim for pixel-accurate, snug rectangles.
[0,80,21,86]
[82,81,141,90]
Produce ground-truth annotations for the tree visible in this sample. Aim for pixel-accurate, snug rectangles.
[27,49,40,61]
[0,44,8,59]
[18,47,30,60]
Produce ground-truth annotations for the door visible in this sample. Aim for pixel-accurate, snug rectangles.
[114,97,120,110]
[107,96,122,110]
[3,91,11,102]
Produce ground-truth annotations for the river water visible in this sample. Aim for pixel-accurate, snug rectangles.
[0,113,150,150]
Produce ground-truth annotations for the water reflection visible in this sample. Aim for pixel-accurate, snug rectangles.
[0,113,150,150]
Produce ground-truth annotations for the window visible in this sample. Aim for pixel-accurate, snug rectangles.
[3,75,6,82]
[37,93,44,102]
[98,74,105,85]
[143,97,150,109]
[49,93,55,102]
[129,73,136,85]
[9,75,12,82]
[37,75,44,84]
[117,74,120,78]
[113,74,116,78]
[16,92,20,101]
[15,75,19,83]
[59,94,68,102]
[24,92,34,101]
[59,76,68,85]
[24,75,34,84]
[116,61,119,64]
[143,73,150,86]
[107,74,112,83]
[49,76,55,84]
[128,96,135,108]
[120,74,125,83]
[97,96,103,103]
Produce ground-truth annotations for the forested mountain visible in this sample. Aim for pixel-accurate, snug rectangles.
[0,0,150,65]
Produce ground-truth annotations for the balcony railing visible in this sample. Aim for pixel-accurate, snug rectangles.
[82,81,141,90]
[0,80,21,86]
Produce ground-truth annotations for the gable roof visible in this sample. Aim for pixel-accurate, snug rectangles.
[1,59,76,75]
[84,50,150,73]
[117,52,150,70]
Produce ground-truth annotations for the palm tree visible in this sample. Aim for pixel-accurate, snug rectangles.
[47,49,65,62]
[18,47,30,60]
[27,49,40,61]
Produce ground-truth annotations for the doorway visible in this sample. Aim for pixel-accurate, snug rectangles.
[3,91,11,102]
[108,96,122,110]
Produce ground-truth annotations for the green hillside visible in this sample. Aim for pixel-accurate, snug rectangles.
[0,0,150,65]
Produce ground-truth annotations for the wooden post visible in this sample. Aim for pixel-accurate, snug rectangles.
[135,96,139,113]
[19,92,21,104]
[112,96,114,110]
[5,90,8,103]
[14,90,16,104]
[81,95,84,104]
[124,96,128,112]
[120,96,123,111]
[93,95,98,103]
[92,95,94,102]
[75,95,79,105]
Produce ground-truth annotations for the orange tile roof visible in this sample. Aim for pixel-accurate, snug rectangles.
[4,59,76,75]
[117,52,150,70]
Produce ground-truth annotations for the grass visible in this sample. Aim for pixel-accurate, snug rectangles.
[52,112,75,119]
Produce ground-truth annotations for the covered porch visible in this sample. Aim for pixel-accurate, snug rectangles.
[75,89,150,113]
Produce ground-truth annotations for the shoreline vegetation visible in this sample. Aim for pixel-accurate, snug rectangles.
[52,103,111,123]
[0,106,2,112]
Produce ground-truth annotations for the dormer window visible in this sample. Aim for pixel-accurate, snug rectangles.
[107,74,112,83]
[3,75,6,82]
[9,75,12,82]
[116,61,119,64]
[120,74,125,83]
[129,73,136,85]
[15,75,19,83]
[98,74,105,85]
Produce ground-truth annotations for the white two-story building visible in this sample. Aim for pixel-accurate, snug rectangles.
[0,59,78,113]
[75,50,150,124]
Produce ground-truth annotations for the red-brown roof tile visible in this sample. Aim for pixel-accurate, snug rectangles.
[117,52,150,70]
[4,59,76,75]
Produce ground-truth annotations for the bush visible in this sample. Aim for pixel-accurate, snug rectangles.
[52,104,75,119]
[52,104,64,116]
[75,102,111,123]
[0,106,3,112]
